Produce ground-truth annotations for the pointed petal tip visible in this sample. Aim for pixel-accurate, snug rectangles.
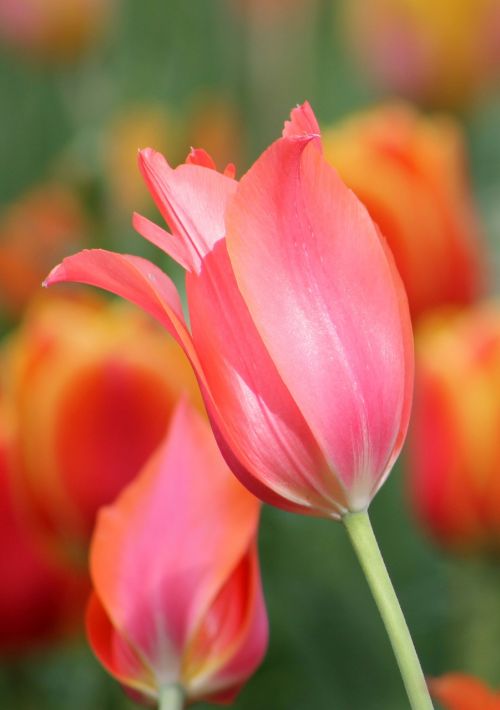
[282,102,321,142]
[185,147,217,170]
[43,262,66,288]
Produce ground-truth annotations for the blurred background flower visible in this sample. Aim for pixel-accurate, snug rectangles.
[344,0,500,108]
[429,672,500,709]
[0,0,116,63]
[0,183,88,319]
[409,303,500,552]
[1,292,202,565]
[0,398,87,656]
[323,104,485,322]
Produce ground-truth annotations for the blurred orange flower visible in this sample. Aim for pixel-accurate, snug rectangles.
[409,303,500,551]
[87,401,267,705]
[344,0,500,107]
[186,94,242,176]
[0,183,88,319]
[0,0,115,62]
[2,291,202,564]
[323,104,484,322]
[103,104,184,214]
[429,673,500,709]
[0,398,86,654]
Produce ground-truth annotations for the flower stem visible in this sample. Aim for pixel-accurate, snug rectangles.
[158,684,185,710]
[342,510,433,710]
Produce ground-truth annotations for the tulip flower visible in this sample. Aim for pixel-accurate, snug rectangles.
[409,303,500,552]
[344,0,500,108]
[46,102,413,521]
[47,103,433,709]
[87,401,267,708]
[0,0,115,63]
[0,183,88,318]
[429,673,500,709]
[3,292,201,563]
[0,398,86,654]
[323,103,484,322]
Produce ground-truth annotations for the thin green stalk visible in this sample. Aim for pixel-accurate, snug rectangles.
[342,510,433,710]
[158,684,185,710]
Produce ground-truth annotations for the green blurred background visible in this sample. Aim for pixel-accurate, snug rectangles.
[1,0,500,708]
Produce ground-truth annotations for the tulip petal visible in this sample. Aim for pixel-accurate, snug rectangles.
[44,249,201,381]
[282,101,321,141]
[89,401,260,689]
[187,240,349,517]
[137,149,237,273]
[86,592,156,697]
[184,539,267,700]
[132,213,192,271]
[226,125,413,506]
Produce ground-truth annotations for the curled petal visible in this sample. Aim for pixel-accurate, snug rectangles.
[137,149,237,272]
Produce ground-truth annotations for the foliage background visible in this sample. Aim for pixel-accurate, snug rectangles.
[1,0,500,708]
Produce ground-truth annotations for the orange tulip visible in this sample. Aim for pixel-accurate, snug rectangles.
[0,183,87,318]
[2,291,202,564]
[344,0,500,107]
[429,673,500,709]
[0,0,115,62]
[87,401,267,706]
[409,303,500,551]
[323,104,484,322]
[0,398,86,654]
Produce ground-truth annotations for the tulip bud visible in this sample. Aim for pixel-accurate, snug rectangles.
[344,0,500,108]
[87,401,267,705]
[323,104,484,322]
[3,292,202,563]
[409,304,500,551]
[429,673,500,709]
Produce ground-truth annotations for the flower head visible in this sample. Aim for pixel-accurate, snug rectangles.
[429,673,500,709]
[409,303,500,552]
[46,103,414,520]
[86,401,267,704]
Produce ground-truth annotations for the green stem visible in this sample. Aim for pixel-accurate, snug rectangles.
[342,510,433,710]
[158,684,185,710]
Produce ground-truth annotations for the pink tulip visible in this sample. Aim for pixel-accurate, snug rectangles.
[46,102,414,520]
[86,401,267,705]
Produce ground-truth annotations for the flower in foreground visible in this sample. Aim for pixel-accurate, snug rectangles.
[45,102,414,520]
[86,401,267,706]
[323,103,484,322]
[2,292,201,563]
[409,303,500,552]
[429,673,500,709]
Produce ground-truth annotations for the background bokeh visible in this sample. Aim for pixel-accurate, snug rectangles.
[1,0,500,708]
